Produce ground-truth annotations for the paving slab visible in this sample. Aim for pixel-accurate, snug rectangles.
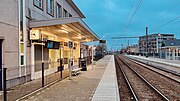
[92,55,120,101]
[18,55,118,101]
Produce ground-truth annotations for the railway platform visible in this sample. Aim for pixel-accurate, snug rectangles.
[16,55,119,101]
[126,55,180,74]
[92,55,120,101]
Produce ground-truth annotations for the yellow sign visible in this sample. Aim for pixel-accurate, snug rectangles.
[30,30,41,40]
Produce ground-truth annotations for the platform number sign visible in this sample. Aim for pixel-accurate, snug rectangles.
[68,41,73,48]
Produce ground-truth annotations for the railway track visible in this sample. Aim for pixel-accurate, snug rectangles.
[125,57,180,83]
[128,56,180,77]
[116,55,180,101]
[115,56,169,101]
[115,57,137,101]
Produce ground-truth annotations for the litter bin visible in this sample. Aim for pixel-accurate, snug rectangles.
[81,60,87,71]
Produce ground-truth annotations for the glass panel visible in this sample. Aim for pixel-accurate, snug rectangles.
[63,9,67,17]
[20,29,23,42]
[20,43,24,54]
[21,55,24,65]
[34,0,42,8]
[56,3,62,18]
[47,0,54,15]
[49,49,56,68]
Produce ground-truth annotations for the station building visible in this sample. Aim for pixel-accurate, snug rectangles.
[0,0,99,89]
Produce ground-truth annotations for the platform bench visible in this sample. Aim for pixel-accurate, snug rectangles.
[71,65,81,76]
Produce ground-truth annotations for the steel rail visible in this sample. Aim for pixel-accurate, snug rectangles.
[115,56,138,101]
[126,57,180,83]
[117,56,169,101]
[128,57,180,76]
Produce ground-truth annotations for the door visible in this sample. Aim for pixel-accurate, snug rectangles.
[0,40,2,90]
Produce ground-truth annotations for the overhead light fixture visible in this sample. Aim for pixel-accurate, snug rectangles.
[61,27,68,31]
[61,30,68,33]
[78,35,82,39]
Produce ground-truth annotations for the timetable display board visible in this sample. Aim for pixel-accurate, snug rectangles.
[45,40,60,49]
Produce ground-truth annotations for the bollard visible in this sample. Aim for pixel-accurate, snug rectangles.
[3,68,7,101]
[60,59,63,79]
[60,69,62,79]
[42,62,44,87]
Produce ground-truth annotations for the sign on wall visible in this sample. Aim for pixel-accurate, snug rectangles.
[99,40,106,43]
[30,30,41,40]
[68,41,73,48]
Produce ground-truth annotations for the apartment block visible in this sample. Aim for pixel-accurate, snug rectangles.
[139,33,175,54]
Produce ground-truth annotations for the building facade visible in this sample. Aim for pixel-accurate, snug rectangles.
[0,0,19,90]
[0,0,99,89]
[127,44,139,54]
[161,39,180,60]
[139,34,175,54]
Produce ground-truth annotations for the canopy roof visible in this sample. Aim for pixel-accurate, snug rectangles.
[29,17,99,42]
[162,39,180,48]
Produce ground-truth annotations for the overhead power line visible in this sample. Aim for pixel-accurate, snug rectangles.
[127,0,135,22]
[121,0,135,35]
[151,16,180,33]
[121,0,143,36]
[111,36,139,39]
[148,6,179,29]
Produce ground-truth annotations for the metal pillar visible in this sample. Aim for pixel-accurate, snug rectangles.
[146,27,148,58]
[156,37,159,53]
[91,40,94,70]
[165,49,167,59]
[69,48,72,80]
[159,35,162,59]
[3,68,7,101]
[169,48,171,60]
[172,48,175,60]
[42,62,44,87]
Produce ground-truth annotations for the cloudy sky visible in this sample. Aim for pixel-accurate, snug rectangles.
[74,0,180,51]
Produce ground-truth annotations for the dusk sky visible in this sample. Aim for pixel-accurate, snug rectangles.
[74,0,180,51]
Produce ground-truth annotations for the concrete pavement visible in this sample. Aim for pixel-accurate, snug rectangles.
[18,55,119,101]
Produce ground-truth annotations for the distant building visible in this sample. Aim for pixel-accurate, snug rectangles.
[139,33,175,54]
[127,44,139,54]
[161,39,180,60]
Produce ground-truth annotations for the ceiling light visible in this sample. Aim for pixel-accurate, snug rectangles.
[61,30,68,33]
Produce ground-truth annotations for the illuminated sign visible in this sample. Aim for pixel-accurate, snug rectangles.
[30,30,41,40]
[45,40,60,49]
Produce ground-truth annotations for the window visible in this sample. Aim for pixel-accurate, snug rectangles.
[63,9,68,17]
[64,42,68,46]
[47,0,54,15]
[56,3,62,18]
[21,55,24,65]
[20,43,24,53]
[69,13,72,17]
[34,0,43,9]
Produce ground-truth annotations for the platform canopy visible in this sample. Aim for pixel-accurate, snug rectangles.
[29,17,99,42]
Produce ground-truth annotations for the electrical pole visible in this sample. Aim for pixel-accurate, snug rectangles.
[127,40,129,54]
[146,27,148,58]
